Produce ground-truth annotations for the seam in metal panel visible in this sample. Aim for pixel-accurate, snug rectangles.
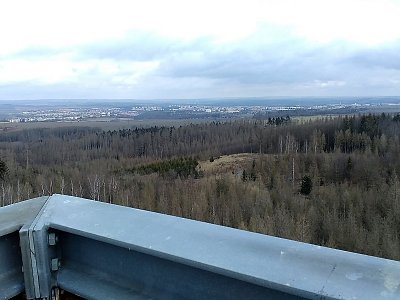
[25,196,51,299]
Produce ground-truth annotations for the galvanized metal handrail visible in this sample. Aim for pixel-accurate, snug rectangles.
[0,194,399,299]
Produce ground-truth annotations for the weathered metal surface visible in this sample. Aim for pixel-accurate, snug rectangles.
[19,197,52,300]
[0,197,48,300]
[0,197,48,237]
[0,232,23,300]
[1,194,400,299]
[37,195,400,299]
[56,231,302,300]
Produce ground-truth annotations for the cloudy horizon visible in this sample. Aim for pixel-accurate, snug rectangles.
[1,0,400,100]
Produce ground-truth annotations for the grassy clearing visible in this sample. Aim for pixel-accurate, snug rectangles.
[199,153,259,175]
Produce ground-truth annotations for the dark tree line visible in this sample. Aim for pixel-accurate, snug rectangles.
[1,114,399,167]
[133,157,201,179]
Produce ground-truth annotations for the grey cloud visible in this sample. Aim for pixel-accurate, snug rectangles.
[6,31,210,62]
[2,25,400,99]
[77,31,215,62]
[345,43,400,70]
[157,39,346,85]
[152,30,400,94]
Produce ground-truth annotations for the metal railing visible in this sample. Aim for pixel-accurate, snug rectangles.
[0,194,399,299]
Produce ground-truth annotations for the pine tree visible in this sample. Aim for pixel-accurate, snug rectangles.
[300,175,312,195]
[0,159,7,182]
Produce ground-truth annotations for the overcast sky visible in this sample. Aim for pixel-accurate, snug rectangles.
[1,0,400,100]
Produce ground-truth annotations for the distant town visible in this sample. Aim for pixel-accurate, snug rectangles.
[2,97,400,123]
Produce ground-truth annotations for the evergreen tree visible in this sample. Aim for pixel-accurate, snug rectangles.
[300,175,312,195]
[242,170,247,182]
[0,159,7,181]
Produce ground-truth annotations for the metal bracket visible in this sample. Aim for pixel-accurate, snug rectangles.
[50,258,61,272]
[48,233,58,246]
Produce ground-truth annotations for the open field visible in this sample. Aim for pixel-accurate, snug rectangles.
[199,153,259,175]
[0,118,218,132]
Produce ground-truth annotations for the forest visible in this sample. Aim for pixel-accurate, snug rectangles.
[0,113,399,260]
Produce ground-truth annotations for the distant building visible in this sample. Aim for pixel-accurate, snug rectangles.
[9,118,21,123]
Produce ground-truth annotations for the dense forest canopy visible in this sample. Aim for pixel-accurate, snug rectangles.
[0,113,400,260]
